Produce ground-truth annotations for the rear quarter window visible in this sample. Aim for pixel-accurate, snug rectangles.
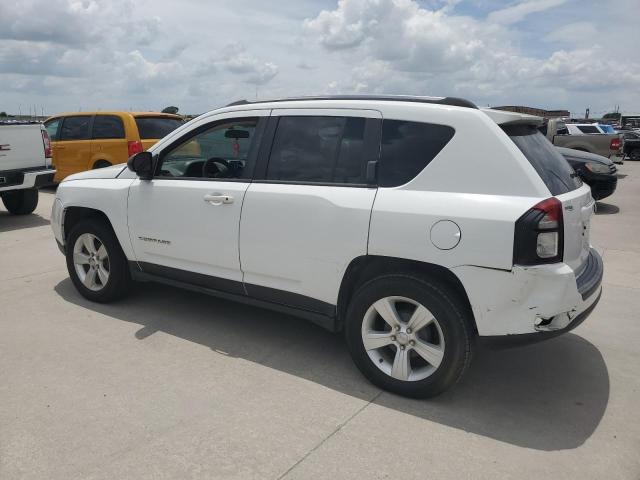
[379,120,455,187]
[504,125,581,195]
[135,117,183,139]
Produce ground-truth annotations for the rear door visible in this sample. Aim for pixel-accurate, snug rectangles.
[91,115,128,166]
[505,125,593,270]
[240,109,381,312]
[134,116,183,150]
[53,115,92,181]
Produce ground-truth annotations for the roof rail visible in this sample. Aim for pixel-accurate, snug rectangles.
[224,95,477,109]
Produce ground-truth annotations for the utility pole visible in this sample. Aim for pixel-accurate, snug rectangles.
[585,107,590,119]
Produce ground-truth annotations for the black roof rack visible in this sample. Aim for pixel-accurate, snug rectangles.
[224,95,477,109]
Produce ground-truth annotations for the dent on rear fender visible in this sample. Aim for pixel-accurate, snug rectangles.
[452,264,582,336]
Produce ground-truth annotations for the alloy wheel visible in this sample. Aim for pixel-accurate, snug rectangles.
[73,233,110,291]
[361,296,445,382]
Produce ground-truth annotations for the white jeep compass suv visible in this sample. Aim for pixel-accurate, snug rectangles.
[51,96,603,398]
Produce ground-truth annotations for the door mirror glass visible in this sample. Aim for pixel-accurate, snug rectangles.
[128,151,153,180]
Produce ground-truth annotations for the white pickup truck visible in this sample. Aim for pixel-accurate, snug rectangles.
[0,123,55,215]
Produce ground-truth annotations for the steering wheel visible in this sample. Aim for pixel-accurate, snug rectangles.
[202,157,233,178]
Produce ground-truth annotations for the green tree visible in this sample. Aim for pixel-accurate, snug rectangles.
[603,112,621,120]
[0,112,7,117]
[161,106,179,114]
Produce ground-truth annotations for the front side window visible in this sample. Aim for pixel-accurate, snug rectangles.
[157,118,258,179]
[378,120,455,187]
[44,118,61,141]
[266,116,367,184]
[60,116,91,141]
[92,115,125,139]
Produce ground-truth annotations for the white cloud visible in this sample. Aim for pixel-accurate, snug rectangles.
[217,44,279,85]
[304,0,640,113]
[0,0,639,116]
[487,0,569,25]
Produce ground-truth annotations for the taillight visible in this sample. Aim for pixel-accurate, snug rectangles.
[42,130,52,158]
[513,197,564,265]
[610,138,621,150]
[128,140,144,156]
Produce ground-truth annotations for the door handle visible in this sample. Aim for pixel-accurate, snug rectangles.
[54,145,66,150]
[203,193,234,205]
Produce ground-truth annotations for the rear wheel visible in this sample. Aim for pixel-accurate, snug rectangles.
[345,274,473,398]
[66,218,131,302]
[1,189,39,215]
[630,149,640,161]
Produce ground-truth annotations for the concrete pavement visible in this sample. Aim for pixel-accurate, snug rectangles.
[1,166,639,479]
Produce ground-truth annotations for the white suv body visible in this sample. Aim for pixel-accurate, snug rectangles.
[51,96,603,397]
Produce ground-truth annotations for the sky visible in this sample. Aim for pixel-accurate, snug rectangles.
[1,0,639,117]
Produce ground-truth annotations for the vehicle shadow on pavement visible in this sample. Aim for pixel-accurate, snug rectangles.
[595,202,620,215]
[54,279,609,452]
[0,211,50,232]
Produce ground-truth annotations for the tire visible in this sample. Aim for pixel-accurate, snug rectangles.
[1,189,39,215]
[93,160,112,169]
[630,149,640,161]
[66,218,131,303]
[345,274,473,398]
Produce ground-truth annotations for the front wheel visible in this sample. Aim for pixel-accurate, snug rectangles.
[1,189,38,215]
[630,149,640,161]
[66,219,131,302]
[345,274,473,398]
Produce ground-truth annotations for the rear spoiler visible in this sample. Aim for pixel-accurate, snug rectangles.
[482,108,544,127]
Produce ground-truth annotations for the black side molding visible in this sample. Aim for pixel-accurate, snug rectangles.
[129,261,338,332]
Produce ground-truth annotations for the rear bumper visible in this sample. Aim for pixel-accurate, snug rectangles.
[479,288,602,348]
[452,247,603,339]
[0,168,55,192]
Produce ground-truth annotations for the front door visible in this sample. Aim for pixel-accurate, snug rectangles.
[127,110,269,294]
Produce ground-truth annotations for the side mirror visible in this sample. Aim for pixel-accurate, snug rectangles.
[127,151,153,180]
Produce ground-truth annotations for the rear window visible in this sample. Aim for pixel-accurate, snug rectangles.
[135,117,183,139]
[577,125,601,134]
[379,120,455,187]
[504,125,581,195]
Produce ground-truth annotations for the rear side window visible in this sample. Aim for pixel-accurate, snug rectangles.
[266,116,367,184]
[577,125,601,134]
[92,115,125,139]
[135,117,182,139]
[379,120,455,187]
[504,125,581,195]
[60,116,90,141]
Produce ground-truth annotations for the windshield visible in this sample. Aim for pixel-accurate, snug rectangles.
[503,125,582,195]
[135,117,183,139]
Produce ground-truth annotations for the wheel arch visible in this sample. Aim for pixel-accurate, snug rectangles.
[92,159,113,169]
[337,255,477,335]
[63,206,117,245]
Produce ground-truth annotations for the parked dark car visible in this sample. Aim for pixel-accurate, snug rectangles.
[557,146,617,200]
[622,131,640,160]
